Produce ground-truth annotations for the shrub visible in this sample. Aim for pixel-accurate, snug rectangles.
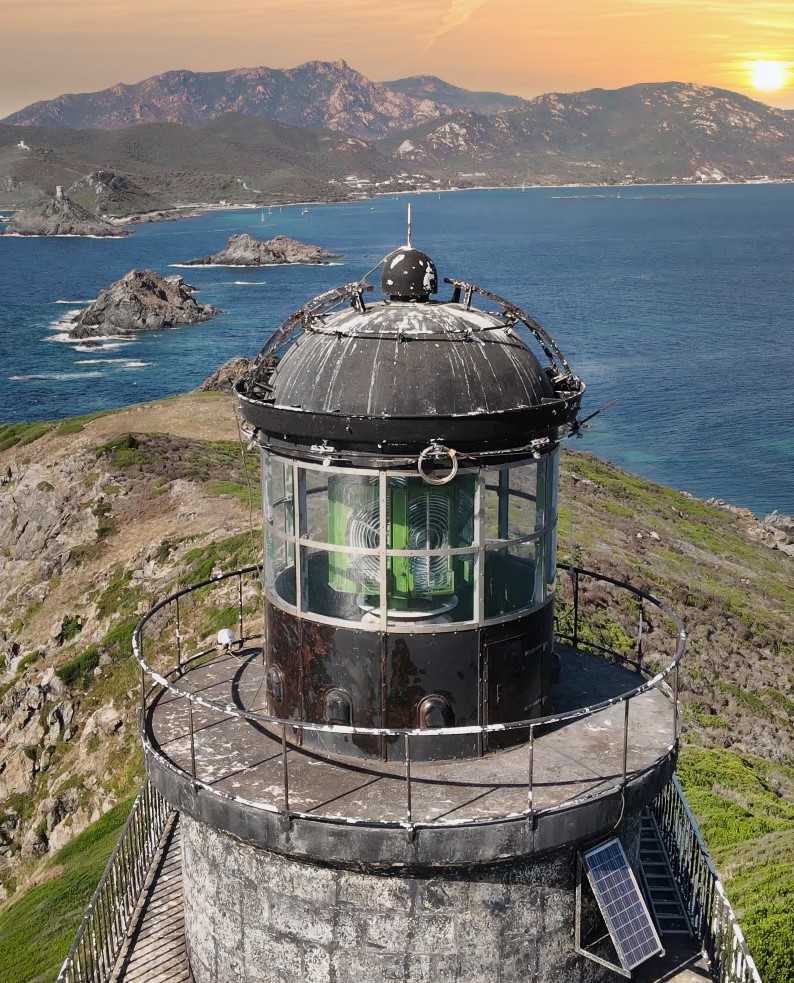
[56,647,100,690]
[58,615,83,644]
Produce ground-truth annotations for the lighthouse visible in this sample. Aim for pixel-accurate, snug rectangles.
[130,223,688,983]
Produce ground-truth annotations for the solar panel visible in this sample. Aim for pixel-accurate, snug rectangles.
[582,838,663,971]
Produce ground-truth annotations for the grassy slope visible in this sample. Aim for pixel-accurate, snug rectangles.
[0,798,132,983]
[677,748,794,983]
[0,402,791,981]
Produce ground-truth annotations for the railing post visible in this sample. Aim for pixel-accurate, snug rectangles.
[572,568,580,648]
[281,724,290,812]
[188,699,197,780]
[139,629,146,717]
[673,661,680,742]
[176,595,182,671]
[404,733,413,825]
[637,598,644,669]
[527,725,535,820]
[238,572,245,643]
[622,699,630,788]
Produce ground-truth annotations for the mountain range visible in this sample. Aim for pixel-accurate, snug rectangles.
[2,61,793,216]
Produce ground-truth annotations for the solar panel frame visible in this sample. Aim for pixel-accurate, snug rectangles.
[581,838,663,971]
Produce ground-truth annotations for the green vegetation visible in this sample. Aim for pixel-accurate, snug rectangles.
[95,433,142,469]
[56,580,139,691]
[0,407,117,452]
[181,532,259,584]
[55,648,101,690]
[0,422,52,451]
[207,478,261,507]
[0,797,134,983]
[96,569,136,619]
[68,499,122,564]
[554,598,637,657]
[0,651,42,699]
[16,651,41,674]
[58,615,83,643]
[678,747,794,982]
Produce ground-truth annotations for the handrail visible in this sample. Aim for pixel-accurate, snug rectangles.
[133,564,686,741]
[651,775,763,983]
[56,779,172,983]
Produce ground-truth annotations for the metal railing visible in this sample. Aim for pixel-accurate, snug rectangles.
[133,564,686,829]
[56,779,172,983]
[651,775,763,983]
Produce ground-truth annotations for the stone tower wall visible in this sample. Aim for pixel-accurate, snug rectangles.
[181,814,641,983]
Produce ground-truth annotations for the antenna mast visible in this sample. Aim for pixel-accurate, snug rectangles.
[406,203,413,247]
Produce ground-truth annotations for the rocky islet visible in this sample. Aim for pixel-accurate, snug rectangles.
[183,232,341,266]
[67,269,220,338]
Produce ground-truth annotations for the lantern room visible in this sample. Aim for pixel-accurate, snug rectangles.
[236,229,585,761]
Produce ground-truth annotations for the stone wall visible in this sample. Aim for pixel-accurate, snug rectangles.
[181,815,641,983]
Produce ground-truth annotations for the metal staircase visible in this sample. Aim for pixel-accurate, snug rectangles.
[639,810,693,938]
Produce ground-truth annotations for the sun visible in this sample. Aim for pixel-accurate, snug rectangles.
[750,60,789,92]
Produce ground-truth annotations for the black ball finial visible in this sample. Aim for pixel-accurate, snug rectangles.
[381,247,438,300]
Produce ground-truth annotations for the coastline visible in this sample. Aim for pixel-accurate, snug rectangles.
[8,177,789,231]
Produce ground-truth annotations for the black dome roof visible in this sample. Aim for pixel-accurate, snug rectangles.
[237,286,585,457]
[268,302,550,418]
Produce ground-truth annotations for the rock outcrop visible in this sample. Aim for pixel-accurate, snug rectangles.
[0,668,74,804]
[68,269,220,338]
[1,186,130,236]
[185,233,341,266]
[747,510,794,557]
[197,357,252,392]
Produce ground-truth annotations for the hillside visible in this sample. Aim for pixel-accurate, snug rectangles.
[0,393,791,980]
[0,114,401,213]
[380,82,794,183]
[383,75,527,115]
[1,60,444,138]
[2,74,794,216]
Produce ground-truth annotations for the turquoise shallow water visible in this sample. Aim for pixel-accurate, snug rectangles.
[1,185,792,516]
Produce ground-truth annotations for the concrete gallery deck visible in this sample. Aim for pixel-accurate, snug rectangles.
[144,645,675,827]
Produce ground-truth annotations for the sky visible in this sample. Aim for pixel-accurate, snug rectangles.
[2,0,794,119]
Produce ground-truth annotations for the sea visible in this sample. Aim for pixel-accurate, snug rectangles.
[1,185,793,517]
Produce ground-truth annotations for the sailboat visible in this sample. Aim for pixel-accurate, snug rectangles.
[260,211,266,223]
[301,207,309,216]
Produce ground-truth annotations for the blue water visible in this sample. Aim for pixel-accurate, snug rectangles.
[1,186,793,516]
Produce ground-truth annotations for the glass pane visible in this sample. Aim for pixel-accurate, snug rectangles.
[484,539,543,618]
[444,552,475,623]
[387,474,475,550]
[301,468,329,542]
[329,474,380,548]
[484,479,507,541]
[509,462,539,538]
[484,462,541,542]
[265,529,296,607]
[384,550,475,622]
[301,545,380,623]
[265,457,294,535]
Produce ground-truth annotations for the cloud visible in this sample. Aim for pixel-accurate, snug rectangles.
[420,0,490,50]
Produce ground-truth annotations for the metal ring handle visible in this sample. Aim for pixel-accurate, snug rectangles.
[417,445,459,485]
